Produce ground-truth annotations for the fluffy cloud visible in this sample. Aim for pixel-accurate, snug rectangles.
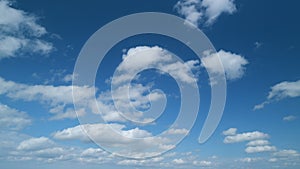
[202,50,248,81]
[201,0,237,24]
[254,80,300,110]
[0,0,53,59]
[0,76,94,120]
[17,137,54,151]
[173,158,186,164]
[245,145,276,153]
[166,128,189,135]
[273,149,300,157]
[224,130,269,144]
[222,128,237,136]
[175,0,237,26]
[246,140,270,146]
[106,46,199,123]
[115,46,199,85]
[52,123,174,158]
[0,103,31,130]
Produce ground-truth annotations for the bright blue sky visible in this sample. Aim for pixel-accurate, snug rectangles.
[0,0,300,168]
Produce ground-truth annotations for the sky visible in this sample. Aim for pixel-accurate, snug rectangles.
[0,0,300,168]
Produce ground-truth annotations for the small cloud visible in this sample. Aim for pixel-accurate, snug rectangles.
[224,130,269,144]
[222,128,237,136]
[254,41,263,49]
[175,0,237,26]
[245,145,277,153]
[283,115,297,121]
[202,49,248,81]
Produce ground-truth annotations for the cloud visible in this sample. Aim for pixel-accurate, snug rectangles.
[17,137,55,151]
[254,80,300,110]
[52,123,174,158]
[222,128,237,136]
[283,115,297,121]
[245,145,276,153]
[115,46,200,85]
[173,158,186,164]
[0,0,53,59]
[273,149,300,157]
[192,160,212,166]
[175,0,237,26]
[224,130,269,144]
[0,103,31,130]
[202,49,248,81]
[246,140,270,146]
[238,157,261,163]
[166,128,189,135]
[175,0,202,26]
[0,76,94,120]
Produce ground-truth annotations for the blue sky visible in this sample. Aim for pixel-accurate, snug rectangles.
[0,0,300,168]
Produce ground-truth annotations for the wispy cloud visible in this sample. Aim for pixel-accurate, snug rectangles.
[254,80,300,110]
[0,0,53,59]
[283,115,297,121]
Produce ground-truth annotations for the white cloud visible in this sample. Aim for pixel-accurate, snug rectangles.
[192,160,212,166]
[246,140,270,146]
[175,0,237,26]
[238,157,261,163]
[283,115,297,121]
[115,46,199,85]
[52,123,174,158]
[224,131,269,144]
[0,0,53,59]
[173,158,186,164]
[166,128,189,135]
[175,0,202,26]
[202,49,248,80]
[222,128,237,136]
[254,80,300,110]
[0,103,31,130]
[17,137,54,151]
[273,149,300,157]
[201,0,236,24]
[245,145,277,153]
[0,76,94,120]
[268,80,300,100]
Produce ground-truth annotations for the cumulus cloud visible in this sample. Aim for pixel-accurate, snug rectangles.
[246,140,270,146]
[202,49,248,81]
[17,137,55,151]
[224,130,269,144]
[222,128,237,136]
[175,0,237,26]
[222,128,280,155]
[52,123,174,158]
[245,145,276,153]
[173,158,186,164]
[0,76,94,120]
[254,80,300,110]
[0,103,31,130]
[0,0,53,59]
[273,149,300,157]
